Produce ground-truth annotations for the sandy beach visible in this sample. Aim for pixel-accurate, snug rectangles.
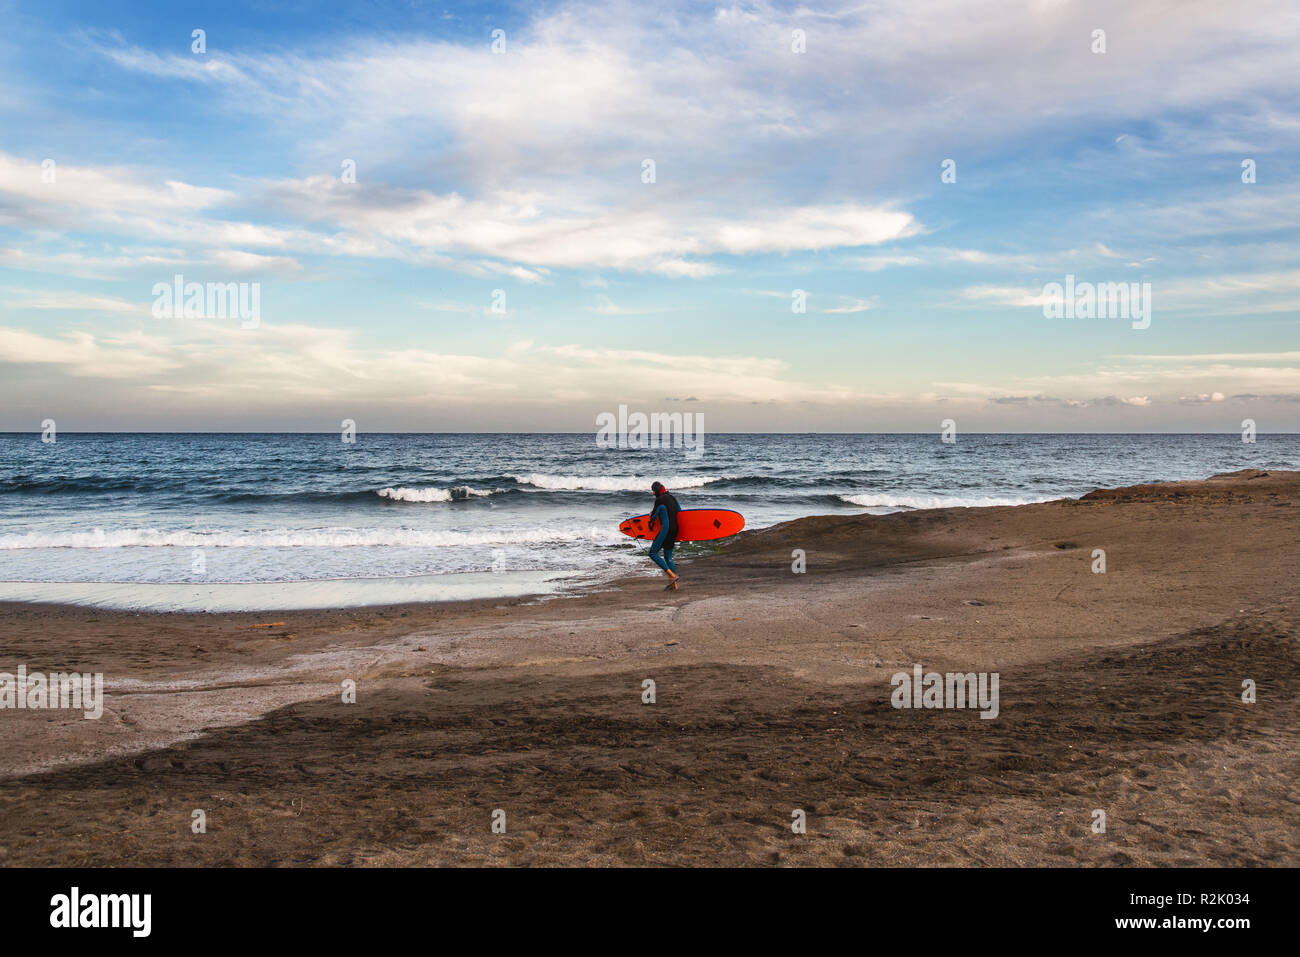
[1,468,1296,867]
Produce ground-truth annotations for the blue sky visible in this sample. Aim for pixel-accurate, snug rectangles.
[1,0,1297,431]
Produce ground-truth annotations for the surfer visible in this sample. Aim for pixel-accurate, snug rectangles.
[647,481,681,590]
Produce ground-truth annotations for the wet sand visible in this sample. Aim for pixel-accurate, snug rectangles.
[1,469,1297,866]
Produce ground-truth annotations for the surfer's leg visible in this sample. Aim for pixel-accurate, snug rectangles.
[649,529,678,579]
[662,546,680,589]
[649,528,670,571]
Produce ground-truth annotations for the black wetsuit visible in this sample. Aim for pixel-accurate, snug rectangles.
[648,491,680,571]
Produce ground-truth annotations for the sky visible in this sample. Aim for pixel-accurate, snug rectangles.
[0,0,1297,432]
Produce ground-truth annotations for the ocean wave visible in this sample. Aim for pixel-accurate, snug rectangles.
[710,475,809,489]
[0,475,186,495]
[508,473,731,491]
[377,485,502,503]
[0,525,617,550]
[838,492,1056,510]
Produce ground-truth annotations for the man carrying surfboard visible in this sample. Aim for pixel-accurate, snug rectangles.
[647,481,681,590]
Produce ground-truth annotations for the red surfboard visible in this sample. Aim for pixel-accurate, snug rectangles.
[619,508,745,542]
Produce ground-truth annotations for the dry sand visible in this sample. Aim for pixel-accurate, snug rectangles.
[0,469,1296,866]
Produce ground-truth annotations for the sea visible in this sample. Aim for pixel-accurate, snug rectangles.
[0,432,1295,611]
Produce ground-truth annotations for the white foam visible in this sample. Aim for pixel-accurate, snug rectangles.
[838,492,1056,510]
[377,485,500,503]
[0,525,618,550]
[509,473,729,491]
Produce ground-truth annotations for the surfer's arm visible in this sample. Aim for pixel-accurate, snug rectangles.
[648,503,666,532]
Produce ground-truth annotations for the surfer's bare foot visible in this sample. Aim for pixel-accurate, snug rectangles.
[664,577,680,591]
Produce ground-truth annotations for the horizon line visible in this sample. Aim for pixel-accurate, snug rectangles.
[2,430,1294,437]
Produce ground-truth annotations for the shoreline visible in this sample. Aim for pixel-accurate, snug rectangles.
[0,568,584,614]
[1,469,1297,866]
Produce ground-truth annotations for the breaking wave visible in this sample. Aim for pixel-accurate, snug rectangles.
[837,492,1057,510]
[377,485,502,503]
[508,473,731,491]
[0,525,617,550]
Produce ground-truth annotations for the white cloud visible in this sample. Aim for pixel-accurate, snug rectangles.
[207,250,304,275]
[0,316,884,409]
[853,254,923,271]
[849,247,1063,274]
[2,290,143,314]
[821,298,874,314]
[960,285,1053,308]
[263,174,917,276]
[589,295,657,316]
[1111,351,1300,363]
[0,152,917,279]
[0,326,181,378]
[1161,269,1300,298]
[7,0,1297,290]
[416,301,478,314]
[95,0,1300,199]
